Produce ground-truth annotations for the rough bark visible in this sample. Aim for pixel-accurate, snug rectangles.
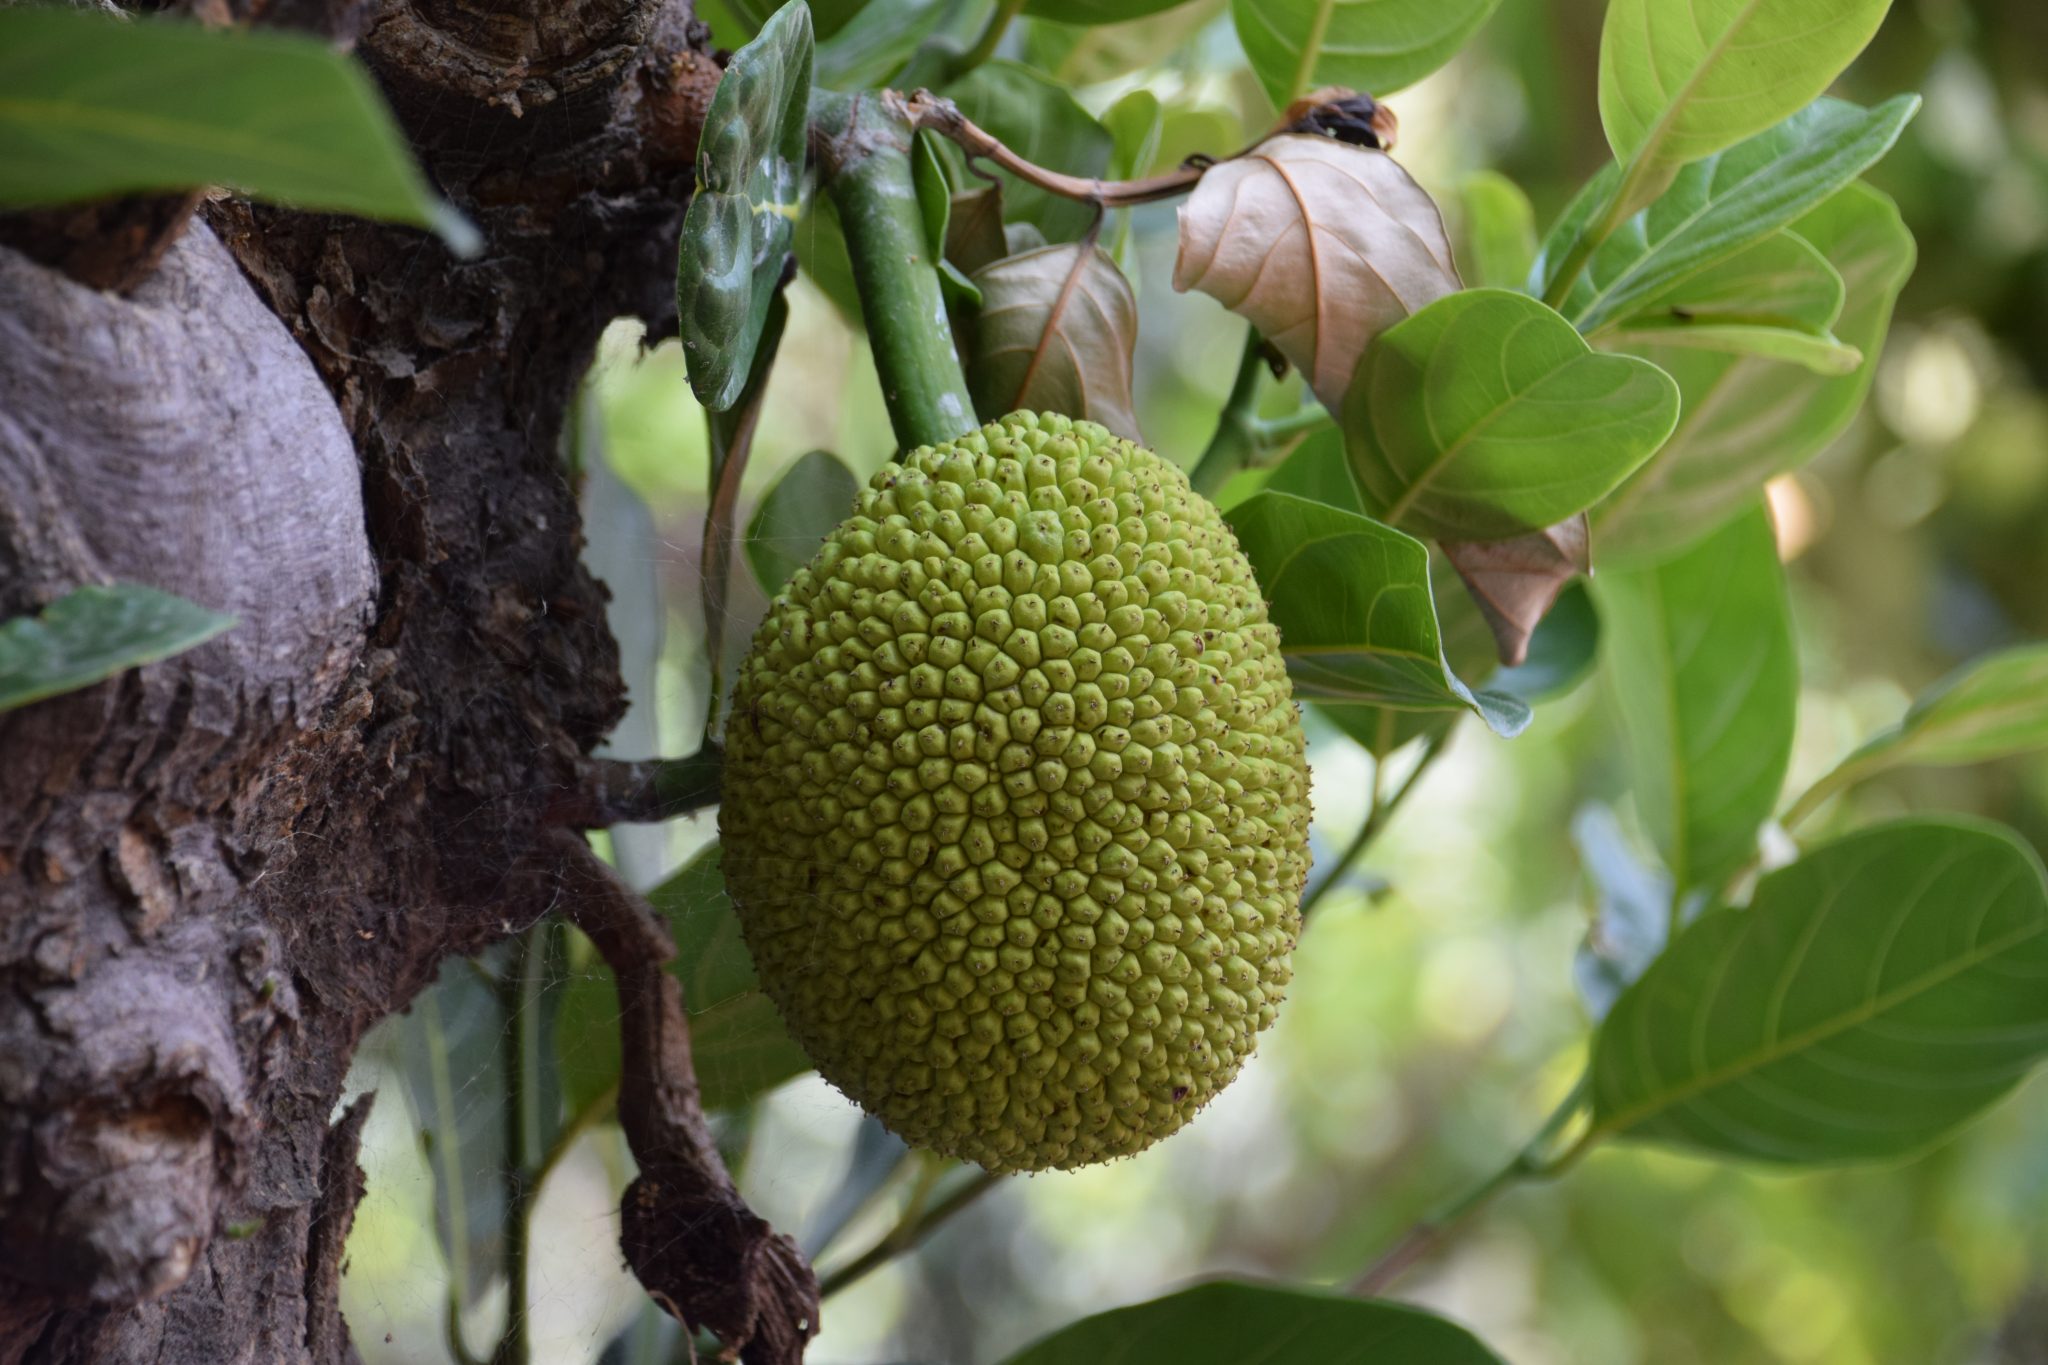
[0,0,809,1359]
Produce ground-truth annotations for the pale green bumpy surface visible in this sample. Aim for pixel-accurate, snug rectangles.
[721,413,1312,1172]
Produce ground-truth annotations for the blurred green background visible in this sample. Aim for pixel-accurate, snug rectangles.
[335,1,2048,1361]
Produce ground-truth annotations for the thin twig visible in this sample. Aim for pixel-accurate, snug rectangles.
[1351,1076,1592,1297]
[815,1170,1004,1301]
[890,89,1209,208]
[1299,729,1451,920]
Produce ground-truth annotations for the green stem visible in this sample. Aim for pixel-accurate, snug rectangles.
[529,1081,618,1216]
[948,0,1026,80]
[1541,154,1667,312]
[1251,405,1332,449]
[490,927,545,1365]
[424,991,485,1365]
[1298,729,1449,920]
[816,1169,1003,1301]
[1188,328,1267,497]
[815,92,978,453]
[1352,1075,1592,1297]
[1779,752,1875,835]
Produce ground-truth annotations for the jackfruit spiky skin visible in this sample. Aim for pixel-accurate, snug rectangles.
[720,412,1311,1173]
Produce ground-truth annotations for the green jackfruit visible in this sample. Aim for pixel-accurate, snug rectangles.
[720,413,1312,1172]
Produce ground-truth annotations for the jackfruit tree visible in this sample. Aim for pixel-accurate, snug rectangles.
[3,0,2046,1361]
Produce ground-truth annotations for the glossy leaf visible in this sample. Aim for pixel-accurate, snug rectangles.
[1441,515,1590,667]
[677,0,813,410]
[968,244,1142,439]
[1232,0,1506,108]
[554,845,810,1113]
[946,61,1113,242]
[1554,97,1918,335]
[1573,804,1681,1022]
[1595,504,1796,895]
[1174,135,1459,411]
[1598,0,1894,216]
[0,583,233,713]
[746,450,861,596]
[1800,645,2048,811]
[1227,492,1529,737]
[1590,817,2048,1164]
[1343,288,1679,542]
[1594,182,1915,565]
[0,8,475,250]
[1459,170,1538,291]
[1001,1281,1505,1364]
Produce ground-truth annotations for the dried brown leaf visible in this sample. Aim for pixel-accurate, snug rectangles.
[1442,514,1591,667]
[1173,134,1459,410]
[968,243,1142,440]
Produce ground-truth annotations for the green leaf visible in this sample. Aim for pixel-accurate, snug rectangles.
[1025,0,1196,23]
[945,60,1115,243]
[1793,645,2048,819]
[1342,288,1679,542]
[1590,229,1844,338]
[747,450,862,596]
[554,844,811,1114]
[1602,322,1860,375]
[1231,0,1505,108]
[1458,171,1538,291]
[0,583,234,713]
[1227,492,1529,737]
[0,8,475,251]
[1593,182,1915,565]
[812,0,973,90]
[1573,804,1683,1021]
[1553,97,1916,337]
[1598,0,1894,216]
[1000,1281,1506,1364]
[676,0,813,411]
[1590,817,2048,1164]
[1104,89,1165,182]
[1594,504,1796,896]
[1025,4,1225,87]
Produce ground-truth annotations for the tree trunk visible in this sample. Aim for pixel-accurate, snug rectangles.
[0,1,808,1359]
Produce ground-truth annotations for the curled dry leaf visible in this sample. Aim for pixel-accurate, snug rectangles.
[1441,514,1591,668]
[1172,134,1459,410]
[968,243,1142,441]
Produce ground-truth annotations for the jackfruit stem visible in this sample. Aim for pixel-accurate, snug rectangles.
[813,91,980,453]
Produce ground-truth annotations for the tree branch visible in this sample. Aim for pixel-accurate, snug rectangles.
[539,830,818,1365]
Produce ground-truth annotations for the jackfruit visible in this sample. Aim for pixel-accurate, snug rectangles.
[720,413,1312,1172]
